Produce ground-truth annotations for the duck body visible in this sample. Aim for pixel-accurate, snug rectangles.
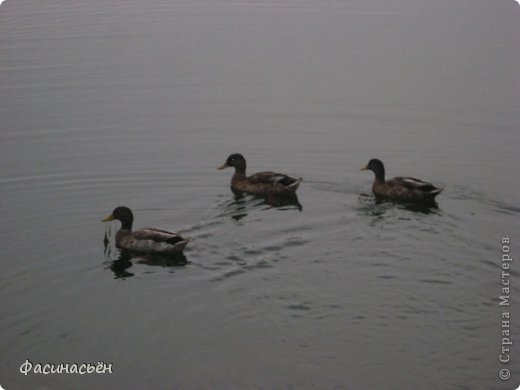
[103,206,188,255]
[362,159,442,203]
[372,176,442,202]
[231,171,301,195]
[219,153,301,195]
[115,227,188,254]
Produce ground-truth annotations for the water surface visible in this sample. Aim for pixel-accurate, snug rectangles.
[1,1,519,389]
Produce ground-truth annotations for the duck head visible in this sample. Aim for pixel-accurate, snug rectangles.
[102,206,134,230]
[361,158,386,182]
[218,153,247,175]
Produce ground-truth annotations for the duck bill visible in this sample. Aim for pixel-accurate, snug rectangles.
[102,214,115,222]
[360,165,369,171]
[217,163,229,170]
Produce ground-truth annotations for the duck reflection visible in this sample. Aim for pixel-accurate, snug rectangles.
[263,192,303,211]
[231,188,302,210]
[108,250,134,279]
[220,190,302,221]
[374,196,439,214]
[359,192,439,216]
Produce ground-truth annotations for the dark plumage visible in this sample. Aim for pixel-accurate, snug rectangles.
[218,153,302,195]
[361,159,442,202]
[102,206,188,254]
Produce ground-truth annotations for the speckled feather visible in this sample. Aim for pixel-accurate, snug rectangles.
[373,177,442,202]
[116,228,188,254]
[233,171,301,195]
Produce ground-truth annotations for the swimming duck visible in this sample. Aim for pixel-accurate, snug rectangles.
[102,206,188,254]
[218,153,302,195]
[361,158,442,202]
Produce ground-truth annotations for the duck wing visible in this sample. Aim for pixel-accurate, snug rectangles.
[248,171,300,187]
[133,228,186,245]
[391,177,440,193]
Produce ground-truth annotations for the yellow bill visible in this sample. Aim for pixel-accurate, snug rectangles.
[102,214,114,222]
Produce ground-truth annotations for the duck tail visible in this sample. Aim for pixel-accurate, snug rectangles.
[286,177,302,191]
[288,177,303,188]
[173,238,190,251]
[429,187,443,198]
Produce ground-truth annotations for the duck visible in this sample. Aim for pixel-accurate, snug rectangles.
[361,158,442,202]
[218,153,302,195]
[102,206,188,254]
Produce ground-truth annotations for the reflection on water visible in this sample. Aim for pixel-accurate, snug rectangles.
[0,0,518,389]
[358,192,440,216]
[107,254,134,279]
[231,188,303,210]
[374,196,440,214]
[263,193,303,211]
[218,190,303,221]
[105,251,189,279]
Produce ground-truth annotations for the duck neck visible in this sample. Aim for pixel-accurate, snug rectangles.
[374,168,385,183]
[232,164,246,180]
[119,218,133,231]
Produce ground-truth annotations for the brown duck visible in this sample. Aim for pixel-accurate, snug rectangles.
[102,206,188,254]
[218,153,302,195]
[361,158,442,202]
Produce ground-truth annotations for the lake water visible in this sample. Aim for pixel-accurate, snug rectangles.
[1,0,519,389]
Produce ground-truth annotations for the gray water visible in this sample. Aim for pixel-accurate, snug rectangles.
[1,1,519,389]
